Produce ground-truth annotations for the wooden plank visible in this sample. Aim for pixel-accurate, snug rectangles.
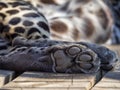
[0,70,14,87]
[92,71,120,90]
[2,71,101,90]
[92,88,120,90]
[92,46,120,90]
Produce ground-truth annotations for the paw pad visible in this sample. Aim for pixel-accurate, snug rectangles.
[79,63,93,70]
[78,54,92,62]
[51,44,100,73]
[66,46,82,56]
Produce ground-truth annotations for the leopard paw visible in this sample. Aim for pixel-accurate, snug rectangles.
[0,44,100,73]
[50,44,100,73]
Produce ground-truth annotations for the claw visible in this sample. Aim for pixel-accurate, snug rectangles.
[79,63,93,70]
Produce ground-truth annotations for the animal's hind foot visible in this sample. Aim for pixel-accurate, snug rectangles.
[49,44,100,73]
[0,40,117,73]
[0,44,100,73]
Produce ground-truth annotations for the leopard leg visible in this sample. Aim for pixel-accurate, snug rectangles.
[0,42,101,74]
[12,36,67,47]
[0,43,101,73]
[0,46,54,72]
[12,36,31,47]
[11,38,118,71]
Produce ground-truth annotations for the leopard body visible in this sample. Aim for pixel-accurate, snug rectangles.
[0,0,118,73]
[0,0,114,46]
[0,0,50,45]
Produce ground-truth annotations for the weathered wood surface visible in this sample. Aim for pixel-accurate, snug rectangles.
[0,45,120,90]
[0,70,14,88]
[92,45,120,90]
[92,71,120,90]
[1,71,101,90]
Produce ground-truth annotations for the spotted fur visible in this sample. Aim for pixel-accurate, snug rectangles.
[0,0,118,73]
[0,0,117,47]
[49,0,113,44]
[0,0,50,45]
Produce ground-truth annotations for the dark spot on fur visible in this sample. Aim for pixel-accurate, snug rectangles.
[8,1,27,7]
[27,28,41,36]
[75,0,90,4]
[35,36,41,39]
[51,20,68,33]
[3,25,10,32]
[97,9,108,29]
[37,22,49,31]
[42,35,48,38]
[40,0,57,5]
[11,33,21,39]
[23,13,39,18]
[0,2,8,9]
[14,27,25,33]
[37,4,43,8]
[20,7,31,10]
[6,9,19,15]
[74,8,83,16]
[23,20,34,26]
[83,18,95,37]
[0,23,4,33]
[9,17,21,25]
[0,13,6,19]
